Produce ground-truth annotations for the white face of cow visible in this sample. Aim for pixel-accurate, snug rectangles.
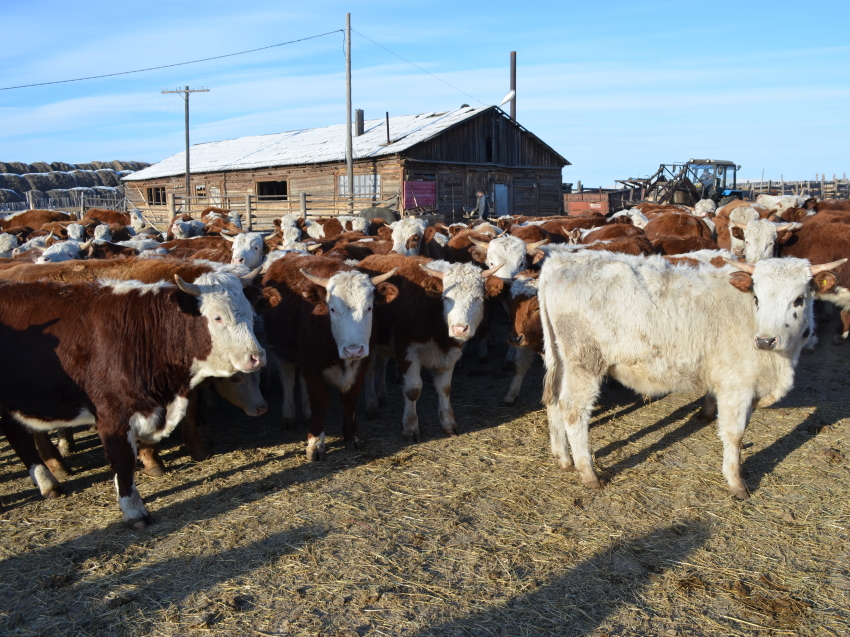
[0,233,16,258]
[323,272,378,360]
[744,258,815,352]
[484,235,528,278]
[185,271,266,381]
[212,371,267,416]
[94,225,112,242]
[282,227,302,245]
[66,224,85,241]
[227,211,243,229]
[428,262,490,342]
[391,219,427,256]
[229,232,265,269]
[36,240,89,264]
[743,220,778,263]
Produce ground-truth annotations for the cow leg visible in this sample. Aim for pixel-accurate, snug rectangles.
[341,365,368,451]
[834,309,850,344]
[546,403,574,471]
[32,431,72,480]
[100,428,153,528]
[1,414,62,498]
[716,392,753,500]
[302,370,328,461]
[57,428,76,456]
[477,337,489,361]
[432,364,460,436]
[501,348,536,407]
[698,393,717,422]
[555,370,603,489]
[299,373,312,420]
[364,357,379,419]
[278,357,297,428]
[180,389,211,461]
[138,442,166,478]
[375,356,388,407]
[502,345,517,372]
[399,357,423,443]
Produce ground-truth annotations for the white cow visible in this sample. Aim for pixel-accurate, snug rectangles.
[223,232,265,270]
[728,207,761,255]
[94,225,112,242]
[756,194,806,215]
[171,219,205,239]
[390,218,428,256]
[35,239,93,263]
[610,208,649,228]
[538,249,845,499]
[0,233,17,259]
[694,199,717,217]
[66,224,86,241]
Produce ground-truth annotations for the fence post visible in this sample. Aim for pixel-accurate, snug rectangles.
[167,192,176,219]
[245,194,252,231]
[79,194,85,220]
[781,175,784,195]
[300,192,307,220]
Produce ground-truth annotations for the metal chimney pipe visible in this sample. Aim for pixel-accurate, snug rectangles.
[355,109,364,136]
[509,51,516,121]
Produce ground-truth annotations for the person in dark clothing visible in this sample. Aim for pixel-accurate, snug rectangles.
[465,190,490,220]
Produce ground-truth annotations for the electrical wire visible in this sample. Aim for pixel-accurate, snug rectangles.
[0,30,344,91]
[352,29,486,106]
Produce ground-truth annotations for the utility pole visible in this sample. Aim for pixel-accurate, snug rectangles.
[162,85,209,200]
[345,13,354,213]
[509,51,516,121]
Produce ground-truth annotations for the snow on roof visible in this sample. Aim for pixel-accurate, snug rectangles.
[125,106,493,181]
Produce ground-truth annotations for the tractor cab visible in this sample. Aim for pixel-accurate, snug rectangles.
[684,159,743,205]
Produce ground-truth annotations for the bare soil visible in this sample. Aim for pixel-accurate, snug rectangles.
[1,316,848,636]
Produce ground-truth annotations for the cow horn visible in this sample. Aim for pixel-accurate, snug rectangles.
[164,245,178,252]
[240,266,263,286]
[481,263,505,278]
[419,264,444,280]
[810,258,848,275]
[46,229,56,241]
[221,233,236,242]
[775,222,797,232]
[300,269,331,288]
[723,258,755,274]
[525,239,549,254]
[79,239,93,250]
[468,237,490,250]
[306,243,322,252]
[174,275,201,296]
[370,267,398,285]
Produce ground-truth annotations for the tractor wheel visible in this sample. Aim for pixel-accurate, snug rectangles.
[717,195,739,208]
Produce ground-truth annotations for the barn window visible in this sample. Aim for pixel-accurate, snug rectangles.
[195,184,206,197]
[339,174,381,198]
[146,186,166,205]
[257,180,288,200]
[486,136,493,163]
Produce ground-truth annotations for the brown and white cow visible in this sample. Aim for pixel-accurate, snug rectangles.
[0,271,266,527]
[262,254,399,460]
[357,255,503,441]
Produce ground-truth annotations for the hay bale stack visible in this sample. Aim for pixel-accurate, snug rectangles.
[0,189,23,203]
[28,162,52,173]
[68,169,98,187]
[0,162,24,174]
[0,174,29,192]
[50,162,75,171]
[95,169,120,187]
[23,174,53,191]
[48,171,77,189]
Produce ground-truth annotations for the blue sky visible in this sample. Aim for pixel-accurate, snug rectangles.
[1,0,848,186]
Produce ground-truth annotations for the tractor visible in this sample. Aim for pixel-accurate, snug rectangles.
[616,159,744,209]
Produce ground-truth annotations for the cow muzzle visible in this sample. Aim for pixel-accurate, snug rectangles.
[508,333,525,347]
[451,324,470,338]
[755,336,778,350]
[241,351,267,371]
[342,345,367,360]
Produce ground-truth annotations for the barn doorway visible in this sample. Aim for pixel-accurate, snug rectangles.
[494,183,509,217]
[257,180,288,200]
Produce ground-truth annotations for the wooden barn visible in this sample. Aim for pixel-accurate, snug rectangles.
[123,106,569,222]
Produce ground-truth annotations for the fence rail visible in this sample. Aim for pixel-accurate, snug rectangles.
[738,178,850,199]
[0,196,127,215]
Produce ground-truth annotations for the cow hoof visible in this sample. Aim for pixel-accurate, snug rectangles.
[306,448,326,462]
[499,399,515,407]
[697,410,716,423]
[583,477,604,490]
[43,486,64,499]
[365,407,379,420]
[555,458,576,472]
[501,361,513,372]
[730,484,751,500]
[281,417,296,430]
[186,447,210,462]
[129,514,155,530]
[404,432,421,444]
[378,397,388,408]
[142,465,166,478]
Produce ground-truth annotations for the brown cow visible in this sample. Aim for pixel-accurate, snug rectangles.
[652,235,718,255]
[643,213,713,241]
[84,208,131,226]
[262,254,398,460]
[0,210,73,231]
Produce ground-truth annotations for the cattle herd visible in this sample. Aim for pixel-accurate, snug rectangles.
[0,195,847,529]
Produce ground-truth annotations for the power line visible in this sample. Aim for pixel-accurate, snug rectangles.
[0,30,344,91]
[352,29,486,106]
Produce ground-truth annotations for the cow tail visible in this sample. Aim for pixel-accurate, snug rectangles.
[539,274,561,408]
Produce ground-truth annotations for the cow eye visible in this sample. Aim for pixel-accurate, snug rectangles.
[213,315,223,323]
[793,295,804,307]
[754,296,759,307]
[330,307,336,313]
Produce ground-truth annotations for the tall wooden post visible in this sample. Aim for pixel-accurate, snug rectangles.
[79,194,85,220]
[167,192,176,218]
[300,191,307,220]
[245,194,252,231]
[509,51,516,121]
[345,13,354,214]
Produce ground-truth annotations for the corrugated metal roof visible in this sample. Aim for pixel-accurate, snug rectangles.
[124,106,495,181]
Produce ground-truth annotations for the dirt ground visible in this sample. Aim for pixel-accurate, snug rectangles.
[0,314,848,637]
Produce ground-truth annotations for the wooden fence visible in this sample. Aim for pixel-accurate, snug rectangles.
[739,176,849,199]
[0,196,127,216]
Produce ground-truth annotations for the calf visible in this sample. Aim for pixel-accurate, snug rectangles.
[357,255,503,441]
[222,232,267,269]
[390,218,428,256]
[262,254,399,459]
[0,270,266,527]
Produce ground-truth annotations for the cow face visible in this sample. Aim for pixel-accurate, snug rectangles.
[227,232,265,269]
[421,262,503,342]
[391,219,427,256]
[741,220,798,263]
[94,225,112,242]
[301,269,399,361]
[177,271,267,381]
[507,278,543,352]
[66,224,85,241]
[212,371,268,416]
[727,258,846,351]
[476,235,548,279]
[0,233,16,259]
[35,239,92,264]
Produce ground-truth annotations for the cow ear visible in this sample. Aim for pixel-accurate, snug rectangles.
[302,285,327,305]
[174,290,201,314]
[374,282,399,305]
[470,246,488,264]
[531,249,546,265]
[776,230,793,245]
[422,277,443,297]
[730,227,745,240]
[485,275,505,298]
[812,271,839,294]
[729,271,753,292]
